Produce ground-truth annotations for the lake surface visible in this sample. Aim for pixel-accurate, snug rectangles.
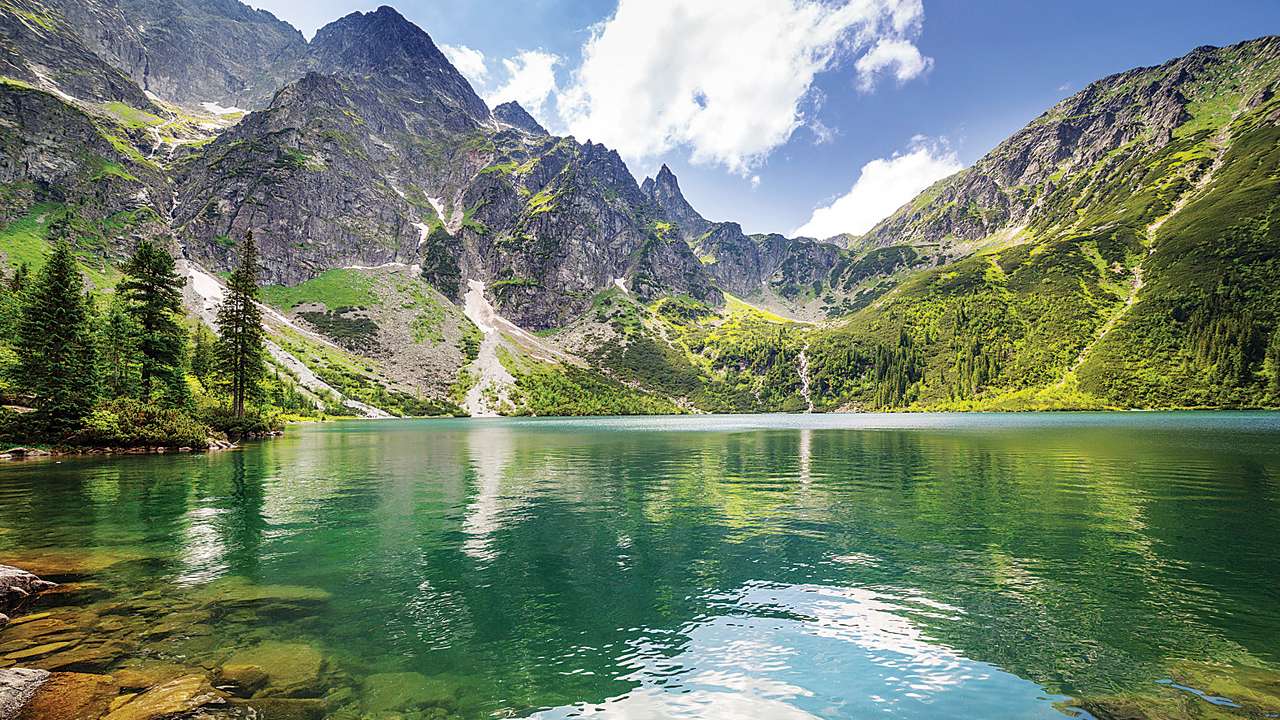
[2,413,1280,718]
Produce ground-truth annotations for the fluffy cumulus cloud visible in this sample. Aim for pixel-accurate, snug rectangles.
[487,50,562,120]
[794,139,962,239]
[855,38,932,91]
[440,44,489,85]
[556,0,931,173]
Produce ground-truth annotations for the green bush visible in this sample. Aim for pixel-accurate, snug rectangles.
[200,406,285,438]
[73,398,213,449]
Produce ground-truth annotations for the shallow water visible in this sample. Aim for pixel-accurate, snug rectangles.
[2,412,1280,718]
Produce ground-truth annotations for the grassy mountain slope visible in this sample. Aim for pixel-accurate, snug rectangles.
[802,36,1280,411]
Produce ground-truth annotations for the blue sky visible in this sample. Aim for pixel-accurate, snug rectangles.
[248,0,1280,237]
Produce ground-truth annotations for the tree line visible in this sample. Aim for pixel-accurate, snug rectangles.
[0,225,273,447]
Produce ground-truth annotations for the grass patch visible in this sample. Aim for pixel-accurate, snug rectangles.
[261,269,380,311]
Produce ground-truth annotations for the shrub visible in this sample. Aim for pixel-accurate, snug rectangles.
[200,405,285,439]
[73,398,213,449]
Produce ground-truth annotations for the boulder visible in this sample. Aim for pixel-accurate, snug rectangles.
[0,565,56,616]
[1,448,49,458]
[0,668,49,718]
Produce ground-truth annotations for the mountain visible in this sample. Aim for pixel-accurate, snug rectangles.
[0,0,1276,416]
[42,0,306,108]
[493,101,548,136]
[820,36,1280,410]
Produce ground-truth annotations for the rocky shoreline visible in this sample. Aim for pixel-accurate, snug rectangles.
[0,432,285,461]
[0,561,339,719]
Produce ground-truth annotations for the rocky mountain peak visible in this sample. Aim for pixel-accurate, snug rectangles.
[642,163,711,238]
[305,4,489,121]
[493,101,548,136]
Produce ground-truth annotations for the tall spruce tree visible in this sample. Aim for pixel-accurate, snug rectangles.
[215,231,266,417]
[16,241,97,436]
[190,322,216,388]
[119,240,187,403]
[98,293,140,398]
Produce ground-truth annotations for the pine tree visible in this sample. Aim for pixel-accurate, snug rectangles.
[8,263,28,293]
[16,241,98,436]
[98,293,140,398]
[215,231,266,418]
[1267,328,1280,395]
[0,268,17,339]
[119,240,187,403]
[190,322,216,388]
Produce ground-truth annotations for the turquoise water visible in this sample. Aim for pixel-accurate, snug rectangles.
[2,413,1279,718]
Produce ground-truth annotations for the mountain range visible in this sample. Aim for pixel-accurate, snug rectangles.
[1,0,1277,416]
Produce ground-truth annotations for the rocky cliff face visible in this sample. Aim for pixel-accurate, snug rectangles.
[303,6,489,126]
[43,0,306,108]
[493,101,548,136]
[640,164,712,239]
[0,0,153,107]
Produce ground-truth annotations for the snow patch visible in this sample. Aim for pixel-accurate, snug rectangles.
[612,277,630,295]
[201,101,245,115]
[427,196,447,221]
[413,222,431,247]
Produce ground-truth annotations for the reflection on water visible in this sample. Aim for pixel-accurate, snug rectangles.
[533,582,1065,719]
[0,413,1277,719]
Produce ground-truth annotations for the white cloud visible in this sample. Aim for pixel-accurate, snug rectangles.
[487,50,561,121]
[751,175,761,189]
[440,44,489,85]
[794,139,962,239]
[557,0,930,174]
[854,38,933,91]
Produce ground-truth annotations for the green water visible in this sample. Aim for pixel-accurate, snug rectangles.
[2,413,1280,718]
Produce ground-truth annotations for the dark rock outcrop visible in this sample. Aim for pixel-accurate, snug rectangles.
[494,101,548,136]
[641,163,712,239]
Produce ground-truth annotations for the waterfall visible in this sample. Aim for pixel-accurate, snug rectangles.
[797,345,815,413]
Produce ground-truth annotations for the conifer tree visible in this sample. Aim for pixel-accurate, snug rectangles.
[1268,329,1280,394]
[98,293,140,398]
[8,262,28,293]
[119,240,187,402]
[215,231,266,418]
[16,242,97,435]
[190,322,216,388]
[0,268,17,339]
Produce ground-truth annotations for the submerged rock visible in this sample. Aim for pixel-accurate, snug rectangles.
[362,672,459,713]
[222,642,326,698]
[195,577,331,614]
[228,697,328,720]
[101,674,225,720]
[6,549,143,581]
[0,668,49,717]
[217,663,269,697]
[15,671,119,720]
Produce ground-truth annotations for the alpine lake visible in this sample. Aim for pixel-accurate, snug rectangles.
[1,412,1279,719]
